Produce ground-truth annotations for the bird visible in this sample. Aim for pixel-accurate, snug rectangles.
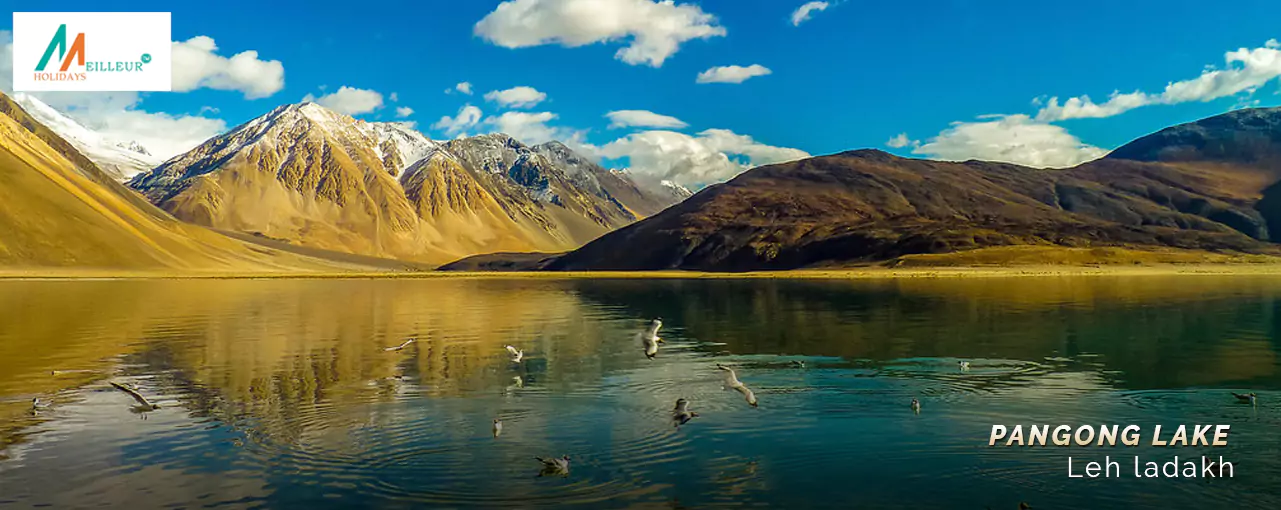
[110,381,160,410]
[673,398,699,427]
[512,375,524,389]
[790,360,806,368]
[1232,392,1258,405]
[639,319,663,359]
[506,345,524,363]
[31,397,50,410]
[958,361,971,371]
[717,364,758,407]
[911,398,921,413]
[535,455,571,476]
[384,339,414,352]
[492,418,503,437]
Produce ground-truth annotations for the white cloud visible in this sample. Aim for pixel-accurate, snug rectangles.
[484,86,548,108]
[696,64,772,84]
[396,106,414,118]
[605,109,687,129]
[432,104,483,137]
[598,128,809,186]
[306,86,384,115]
[1035,91,1152,122]
[1036,40,1281,121]
[912,114,1106,168]
[474,0,726,67]
[451,82,474,95]
[171,36,285,99]
[1,31,223,160]
[885,132,918,149]
[790,2,829,26]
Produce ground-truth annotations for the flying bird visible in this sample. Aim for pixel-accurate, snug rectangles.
[717,364,758,407]
[673,398,699,427]
[492,418,503,437]
[506,345,524,363]
[110,381,160,410]
[1232,392,1258,405]
[639,319,663,359]
[384,339,415,352]
[535,455,571,476]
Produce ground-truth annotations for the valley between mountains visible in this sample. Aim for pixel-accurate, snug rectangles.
[6,89,1281,275]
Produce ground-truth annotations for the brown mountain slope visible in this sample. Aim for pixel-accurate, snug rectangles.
[0,92,380,272]
[535,149,1267,271]
[128,104,674,264]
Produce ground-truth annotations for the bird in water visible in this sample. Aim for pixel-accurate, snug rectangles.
[673,398,699,427]
[492,418,503,437]
[791,360,806,368]
[640,318,664,359]
[512,375,524,388]
[717,364,758,407]
[1232,392,1258,405]
[384,339,414,352]
[506,345,524,363]
[958,361,971,371]
[110,381,160,410]
[31,397,50,410]
[535,455,571,476]
[911,398,921,414]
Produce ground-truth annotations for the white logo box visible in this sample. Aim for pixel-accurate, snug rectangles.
[12,12,172,92]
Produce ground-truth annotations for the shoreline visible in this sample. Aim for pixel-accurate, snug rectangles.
[8,263,1281,280]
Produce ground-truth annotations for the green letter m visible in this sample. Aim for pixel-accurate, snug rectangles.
[35,24,69,72]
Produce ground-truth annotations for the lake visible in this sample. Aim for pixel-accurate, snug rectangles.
[0,276,1278,509]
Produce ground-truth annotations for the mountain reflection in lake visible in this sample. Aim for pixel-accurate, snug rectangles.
[1,277,1279,509]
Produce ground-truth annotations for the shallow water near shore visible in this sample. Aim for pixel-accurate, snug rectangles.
[1,276,1279,509]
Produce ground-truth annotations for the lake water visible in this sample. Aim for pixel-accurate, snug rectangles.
[0,276,1278,509]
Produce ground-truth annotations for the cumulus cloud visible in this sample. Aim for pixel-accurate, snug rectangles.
[912,114,1106,168]
[1,31,223,159]
[484,86,548,108]
[885,133,918,149]
[696,64,772,84]
[790,2,829,26]
[171,36,285,99]
[598,129,809,186]
[451,82,473,95]
[304,86,384,115]
[606,109,688,129]
[474,0,726,67]
[1036,40,1281,121]
[396,106,414,118]
[432,104,484,137]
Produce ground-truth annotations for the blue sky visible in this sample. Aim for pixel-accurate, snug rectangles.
[5,0,1281,185]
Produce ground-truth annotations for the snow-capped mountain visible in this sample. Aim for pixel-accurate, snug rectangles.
[127,101,682,264]
[11,93,161,180]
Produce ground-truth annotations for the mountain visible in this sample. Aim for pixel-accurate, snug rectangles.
[127,103,681,264]
[0,92,387,272]
[10,93,161,180]
[442,108,1281,272]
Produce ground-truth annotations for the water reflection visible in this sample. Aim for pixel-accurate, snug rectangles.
[0,276,1279,508]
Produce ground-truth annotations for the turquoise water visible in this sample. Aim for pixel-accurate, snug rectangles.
[0,277,1278,509]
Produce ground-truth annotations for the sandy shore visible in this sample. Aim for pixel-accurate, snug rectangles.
[7,264,1281,280]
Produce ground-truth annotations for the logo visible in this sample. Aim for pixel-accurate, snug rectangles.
[13,12,171,92]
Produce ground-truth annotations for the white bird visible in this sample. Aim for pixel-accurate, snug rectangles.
[639,318,663,359]
[110,381,160,410]
[492,418,503,437]
[911,398,921,413]
[512,375,524,389]
[958,361,971,371]
[717,364,758,407]
[31,397,50,410]
[506,345,524,363]
[673,398,699,427]
[535,455,571,476]
[384,339,415,352]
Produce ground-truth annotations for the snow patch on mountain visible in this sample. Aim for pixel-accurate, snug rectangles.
[12,93,162,180]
